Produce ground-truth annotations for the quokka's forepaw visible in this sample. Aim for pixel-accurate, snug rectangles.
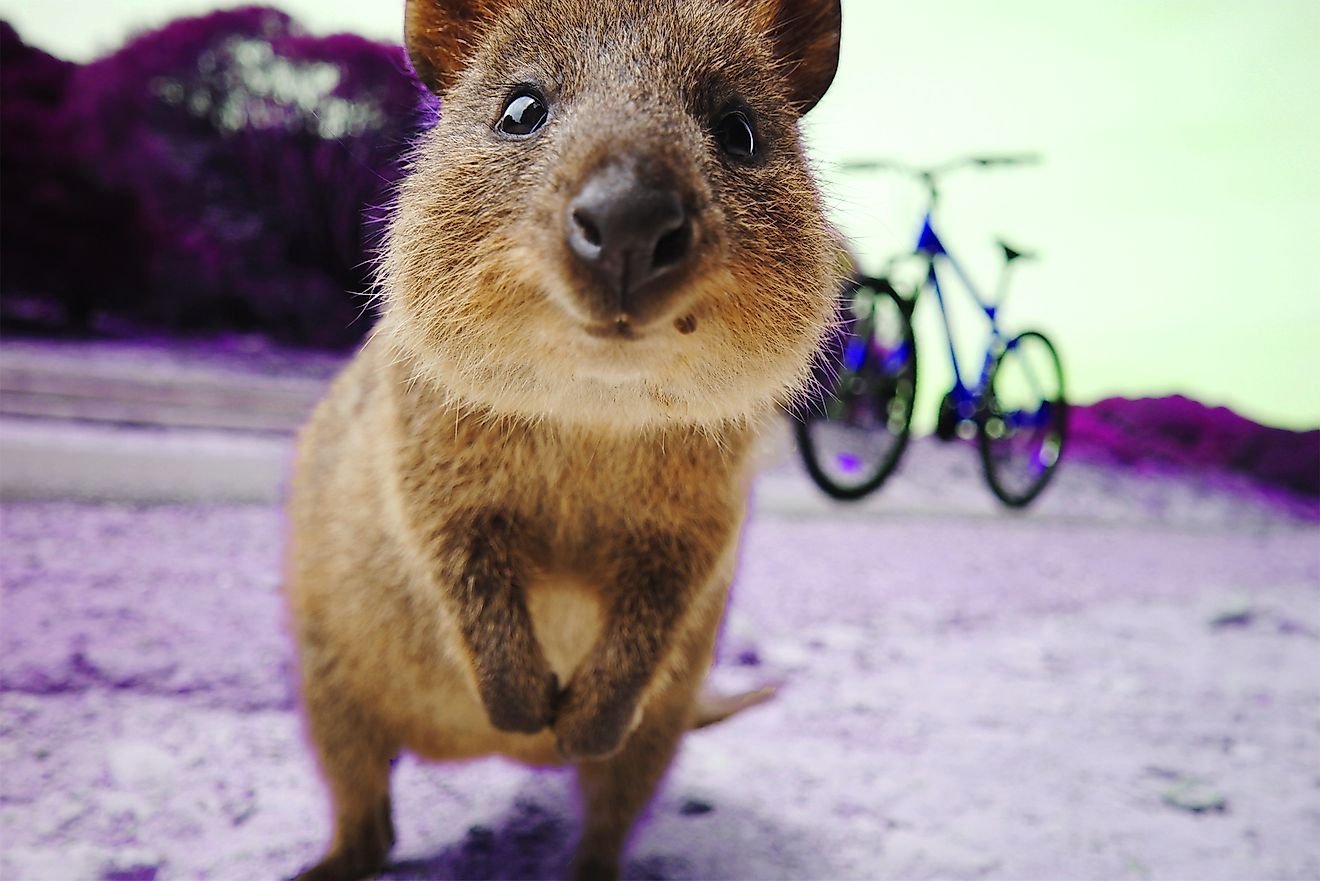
[481,667,560,734]
[554,686,644,761]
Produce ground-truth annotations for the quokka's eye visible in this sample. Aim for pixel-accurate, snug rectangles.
[715,110,757,161]
[496,90,549,137]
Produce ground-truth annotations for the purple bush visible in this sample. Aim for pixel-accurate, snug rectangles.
[0,22,149,332]
[1069,395,1320,499]
[1,8,434,349]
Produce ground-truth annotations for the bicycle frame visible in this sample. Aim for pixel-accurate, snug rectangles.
[910,211,1012,420]
[842,154,1041,423]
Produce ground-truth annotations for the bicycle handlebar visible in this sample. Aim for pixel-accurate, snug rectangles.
[839,154,1040,176]
[836,154,1041,204]
[965,154,1040,169]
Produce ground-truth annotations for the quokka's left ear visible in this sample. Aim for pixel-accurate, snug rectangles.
[752,0,842,115]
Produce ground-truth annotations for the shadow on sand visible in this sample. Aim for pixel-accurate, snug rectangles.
[378,781,826,881]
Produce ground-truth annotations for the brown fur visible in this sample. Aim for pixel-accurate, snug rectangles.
[286,1,840,878]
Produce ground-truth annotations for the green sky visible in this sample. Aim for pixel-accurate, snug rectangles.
[5,0,1317,430]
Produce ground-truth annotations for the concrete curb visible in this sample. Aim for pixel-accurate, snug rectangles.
[0,418,293,504]
[0,339,330,433]
[0,415,842,513]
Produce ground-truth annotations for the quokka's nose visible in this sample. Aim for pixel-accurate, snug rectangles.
[565,162,693,315]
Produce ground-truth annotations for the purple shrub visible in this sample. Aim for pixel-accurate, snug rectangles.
[1070,396,1320,499]
[0,23,149,332]
[1,8,435,349]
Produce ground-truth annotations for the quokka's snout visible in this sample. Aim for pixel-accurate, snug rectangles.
[541,94,778,335]
[564,155,697,331]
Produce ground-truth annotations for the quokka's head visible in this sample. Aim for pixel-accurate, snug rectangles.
[382,0,841,431]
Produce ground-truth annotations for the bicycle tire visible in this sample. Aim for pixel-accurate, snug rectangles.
[977,330,1066,507]
[794,280,917,501]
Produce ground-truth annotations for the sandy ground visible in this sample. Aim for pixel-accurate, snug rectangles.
[2,445,1319,880]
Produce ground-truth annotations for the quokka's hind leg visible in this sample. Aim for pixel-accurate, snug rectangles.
[295,685,399,881]
[569,692,691,881]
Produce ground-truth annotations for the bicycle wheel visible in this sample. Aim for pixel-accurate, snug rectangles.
[795,280,917,501]
[978,330,1066,507]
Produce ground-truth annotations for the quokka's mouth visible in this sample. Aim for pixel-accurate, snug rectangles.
[581,310,699,342]
[584,317,641,340]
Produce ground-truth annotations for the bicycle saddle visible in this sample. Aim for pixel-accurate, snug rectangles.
[998,239,1037,263]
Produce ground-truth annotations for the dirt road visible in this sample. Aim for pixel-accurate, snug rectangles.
[2,455,1317,880]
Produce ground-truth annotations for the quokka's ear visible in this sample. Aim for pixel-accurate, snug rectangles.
[753,0,842,115]
[405,0,507,95]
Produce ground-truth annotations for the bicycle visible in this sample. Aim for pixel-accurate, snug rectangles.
[794,155,1067,508]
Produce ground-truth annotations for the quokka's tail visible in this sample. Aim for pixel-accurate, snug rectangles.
[691,683,778,730]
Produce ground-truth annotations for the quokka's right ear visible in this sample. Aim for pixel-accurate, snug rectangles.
[405,0,506,95]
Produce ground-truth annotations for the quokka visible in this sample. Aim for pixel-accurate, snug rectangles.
[286,0,841,878]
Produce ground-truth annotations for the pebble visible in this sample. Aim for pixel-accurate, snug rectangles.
[679,799,714,816]
[1163,778,1229,814]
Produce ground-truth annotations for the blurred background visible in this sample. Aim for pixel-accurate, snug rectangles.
[2,0,1316,504]
[2,2,1318,880]
[3,0,1318,429]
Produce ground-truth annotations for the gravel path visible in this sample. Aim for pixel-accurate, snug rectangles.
[2,466,1318,880]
